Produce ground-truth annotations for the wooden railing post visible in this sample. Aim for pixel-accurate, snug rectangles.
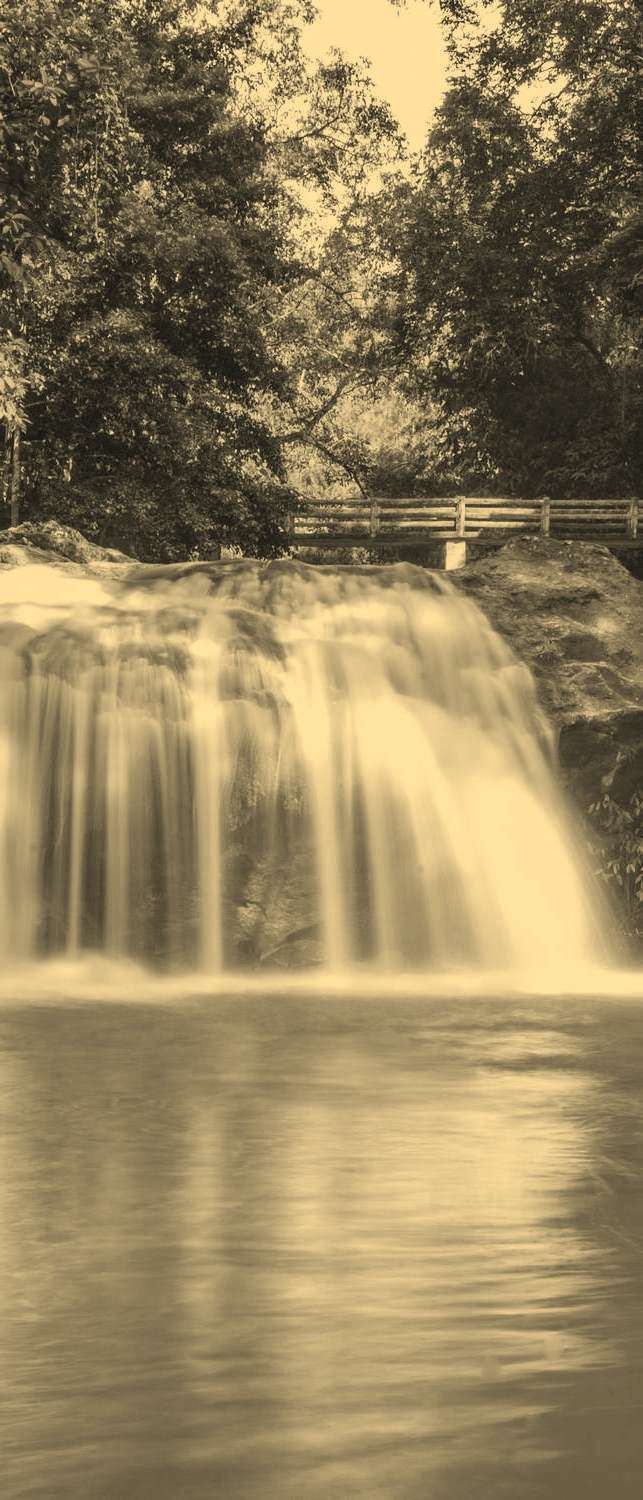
[280,494,643,555]
[455,496,466,536]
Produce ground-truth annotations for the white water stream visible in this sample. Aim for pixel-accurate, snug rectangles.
[0,558,609,980]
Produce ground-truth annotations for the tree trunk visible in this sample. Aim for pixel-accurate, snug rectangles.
[1,426,12,515]
[10,427,21,527]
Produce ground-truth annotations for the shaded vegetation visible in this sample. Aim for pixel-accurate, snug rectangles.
[1,0,641,548]
[588,792,643,945]
[378,0,642,499]
[0,0,397,557]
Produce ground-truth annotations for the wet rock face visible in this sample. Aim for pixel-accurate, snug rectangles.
[455,539,643,945]
[454,536,643,798]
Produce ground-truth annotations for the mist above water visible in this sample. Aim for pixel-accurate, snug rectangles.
[0,558,609,980]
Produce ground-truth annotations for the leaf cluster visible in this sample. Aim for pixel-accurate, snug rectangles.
[0,0,403,555]
[374,0,642,499]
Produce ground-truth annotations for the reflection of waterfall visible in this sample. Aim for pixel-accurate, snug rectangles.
[0,996,625,1499]
[0,558,608,974]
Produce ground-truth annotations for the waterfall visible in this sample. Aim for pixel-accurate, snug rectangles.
[0,557,608,977]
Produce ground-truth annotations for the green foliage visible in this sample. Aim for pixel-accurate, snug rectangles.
[3,0,637,531]
[378,0,642,499]
[0,0,290,554]
[0,0,401,557]
[0,335,31,432]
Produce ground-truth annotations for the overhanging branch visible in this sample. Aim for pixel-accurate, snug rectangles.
[278,372,370,444]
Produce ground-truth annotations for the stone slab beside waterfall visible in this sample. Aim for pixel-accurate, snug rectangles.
[0,520,640,961]
[452,537,643,806]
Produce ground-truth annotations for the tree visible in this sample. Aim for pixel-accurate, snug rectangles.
[381,0,642,497]
[0,0,407,554]
[246,30,403,497]
[0,1,311,556]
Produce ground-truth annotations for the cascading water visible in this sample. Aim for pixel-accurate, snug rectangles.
[0,557,609,979]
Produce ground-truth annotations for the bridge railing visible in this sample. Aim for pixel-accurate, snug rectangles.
[287,495,640,549]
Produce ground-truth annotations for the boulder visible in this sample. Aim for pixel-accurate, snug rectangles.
[0,520,132,567]
[454,537,642,795]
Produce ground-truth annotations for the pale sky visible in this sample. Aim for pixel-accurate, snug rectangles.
[305,0,448,150]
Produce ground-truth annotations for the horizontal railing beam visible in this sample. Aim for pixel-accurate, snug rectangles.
[286,495,642,555]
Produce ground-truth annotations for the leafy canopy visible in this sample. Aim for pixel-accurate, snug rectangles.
[0,0,400,556]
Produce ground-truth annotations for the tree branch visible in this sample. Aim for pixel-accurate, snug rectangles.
[295,266,371,325]
[570,330,614,382]
[280,96,348,150]
[304,435,369,496]
[278,372,369,443]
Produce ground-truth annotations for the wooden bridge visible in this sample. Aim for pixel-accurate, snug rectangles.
[287,495,641,562]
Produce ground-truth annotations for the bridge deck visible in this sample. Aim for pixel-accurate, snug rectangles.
[287,532,642,550]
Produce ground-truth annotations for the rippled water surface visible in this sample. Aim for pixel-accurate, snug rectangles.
[3,991,643,1498]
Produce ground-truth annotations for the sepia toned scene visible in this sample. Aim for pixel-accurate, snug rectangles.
[0,1,641,1496]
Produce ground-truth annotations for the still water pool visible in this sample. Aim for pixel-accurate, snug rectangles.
[2,992,643,1498]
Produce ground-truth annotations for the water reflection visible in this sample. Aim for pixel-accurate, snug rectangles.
[2,996,643,1498]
